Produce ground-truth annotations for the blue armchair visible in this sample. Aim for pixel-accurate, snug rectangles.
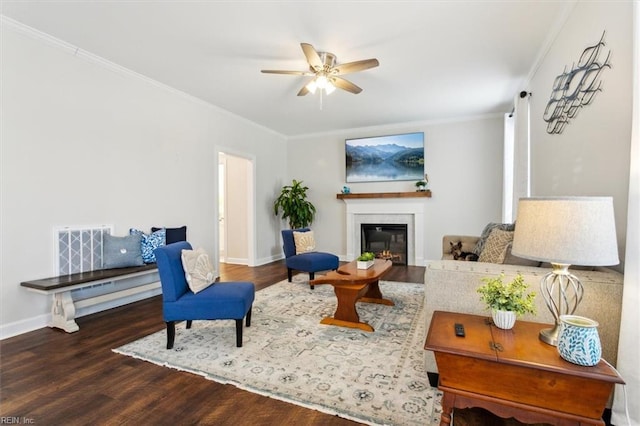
[154,242,255,349]
[281,228,339,289]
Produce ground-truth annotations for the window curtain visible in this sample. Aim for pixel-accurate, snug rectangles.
[502,113,515,222]
[510,92,531,220]
[612,2,640,424]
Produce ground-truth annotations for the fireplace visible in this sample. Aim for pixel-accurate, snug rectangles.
[361,224,408,265]
[342,197,426,266]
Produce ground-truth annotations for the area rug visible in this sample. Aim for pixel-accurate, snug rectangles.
[113,276,443,425]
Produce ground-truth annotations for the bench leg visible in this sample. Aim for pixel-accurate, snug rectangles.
[309,272,315,290]
[235,319,243,347]
[287,268,293,282]
[166,321,176,349]
[50,291,79,333]
[186,320,193,329]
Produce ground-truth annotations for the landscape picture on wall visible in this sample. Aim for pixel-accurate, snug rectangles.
[345,132,424,182]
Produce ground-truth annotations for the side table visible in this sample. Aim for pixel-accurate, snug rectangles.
[424,311,624,426]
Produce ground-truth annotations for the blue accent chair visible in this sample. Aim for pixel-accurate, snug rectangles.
[281,228,339,289]
[154,242,255,349]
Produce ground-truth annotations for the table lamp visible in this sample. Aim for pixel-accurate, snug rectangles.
[511,197,619,345]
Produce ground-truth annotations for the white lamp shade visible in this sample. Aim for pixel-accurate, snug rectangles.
[511,197,619,266]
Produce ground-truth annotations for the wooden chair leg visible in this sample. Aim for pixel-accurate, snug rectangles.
[186,320,193,329]
[245,306,252,327]
[235,319,243,347]
[166,321,175,350]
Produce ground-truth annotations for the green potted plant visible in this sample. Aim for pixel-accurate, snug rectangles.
[357,251,375,269]
[477,273,536,329]
[273,179,317,229]
[415,180,427,192]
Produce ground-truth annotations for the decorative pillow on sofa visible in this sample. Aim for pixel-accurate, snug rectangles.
[152,226,187,245]
[130,228,166,263]
[181,248,216,293]
[103,234,144,269]
[473,222,516,256]
[478,229,514,263]
[293,230,316,254]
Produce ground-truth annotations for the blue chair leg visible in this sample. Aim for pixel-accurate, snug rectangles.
[166,321,175,350]
[235,319,243,347]
[246,306,252,327]
[235,307,253,347]
[309,272,315,290]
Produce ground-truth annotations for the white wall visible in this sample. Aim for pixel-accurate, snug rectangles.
[0,22,287,337]
[287,116,505,261]
[528,1,633,267]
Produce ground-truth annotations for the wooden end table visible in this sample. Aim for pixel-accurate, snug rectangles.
[424,311,624,426]
[310,259,393,331]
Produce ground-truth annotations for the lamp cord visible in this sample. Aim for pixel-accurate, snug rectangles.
[600,358,632,425]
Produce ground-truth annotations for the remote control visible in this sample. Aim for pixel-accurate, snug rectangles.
[454,323,465,337]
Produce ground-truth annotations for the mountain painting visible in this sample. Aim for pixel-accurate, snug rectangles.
[345,132,424,182]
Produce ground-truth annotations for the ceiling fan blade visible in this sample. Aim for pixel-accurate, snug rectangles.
[333,58,379,75]
[297,82,310,96]
[331,77,362,94]
[261,70,314,76]
[301,43,323,70]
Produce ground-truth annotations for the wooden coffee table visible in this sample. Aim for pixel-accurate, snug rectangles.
[310,259,393,331]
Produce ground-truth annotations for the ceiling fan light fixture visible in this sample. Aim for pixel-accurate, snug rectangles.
[306,79,318,94]
[324,82,336,95]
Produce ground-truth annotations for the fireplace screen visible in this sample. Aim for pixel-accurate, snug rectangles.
[361,224,408,265]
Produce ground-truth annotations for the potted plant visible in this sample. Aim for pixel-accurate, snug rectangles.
[477,273,536,329]
[357,252,375,269]
[415,180,427,192]
[273,179,317,229]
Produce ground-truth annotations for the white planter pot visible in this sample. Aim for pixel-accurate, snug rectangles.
[492,309,517,330]
[357,260,374,269]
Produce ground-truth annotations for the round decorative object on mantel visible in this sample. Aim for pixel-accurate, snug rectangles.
[492,309,517,330]
[557,315,602,366]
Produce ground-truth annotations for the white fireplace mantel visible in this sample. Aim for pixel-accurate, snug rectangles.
[342,198,426,266]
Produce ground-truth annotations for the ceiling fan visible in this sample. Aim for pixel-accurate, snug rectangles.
[261,43,379,96]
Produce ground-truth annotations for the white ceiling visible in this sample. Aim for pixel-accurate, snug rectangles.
[1,1,572,137]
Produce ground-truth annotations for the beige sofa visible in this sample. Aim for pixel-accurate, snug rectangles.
[424,235,624,374]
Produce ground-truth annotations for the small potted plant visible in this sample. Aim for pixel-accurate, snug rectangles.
[477,273,536,329]
[415,180,427,192]
[357,252,375,269]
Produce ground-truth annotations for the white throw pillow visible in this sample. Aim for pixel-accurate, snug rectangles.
[181,248,216,293]
[293,230,316,254]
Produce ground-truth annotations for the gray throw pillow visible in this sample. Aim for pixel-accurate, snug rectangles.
[473,222,516,256]
[103,234,144,269]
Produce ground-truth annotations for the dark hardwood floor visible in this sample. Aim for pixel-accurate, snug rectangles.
[0,261,425,426]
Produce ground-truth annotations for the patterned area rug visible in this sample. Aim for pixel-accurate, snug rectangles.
[113,276,443,425]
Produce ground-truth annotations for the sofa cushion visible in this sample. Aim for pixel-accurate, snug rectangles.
[503,243,541,267]
[473,222,516,256]
[293,230,316,254]
[478,229,513,263]
[181,248,216,294]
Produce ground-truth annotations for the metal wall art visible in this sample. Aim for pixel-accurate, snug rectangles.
[543,31,611,134]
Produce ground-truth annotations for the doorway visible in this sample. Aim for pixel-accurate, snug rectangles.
[217,151,255,267]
